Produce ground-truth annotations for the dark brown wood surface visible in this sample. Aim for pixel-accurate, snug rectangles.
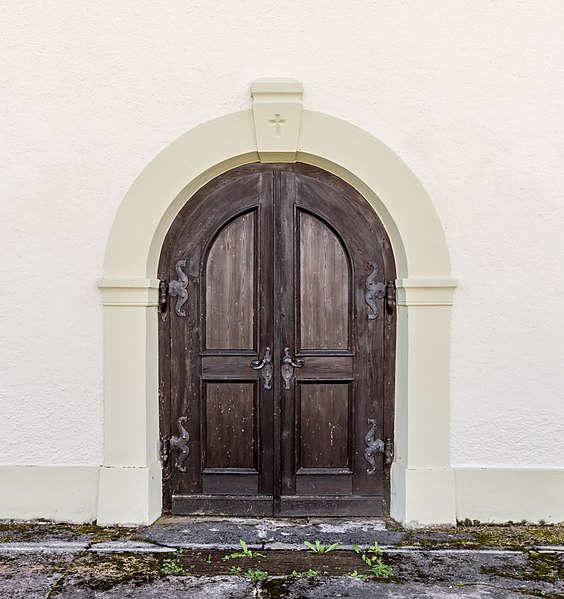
[299,212,350,350]
[205,212,255,349]
[159,163,396,516]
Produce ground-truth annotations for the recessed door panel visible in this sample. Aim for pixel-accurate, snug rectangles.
[204,382,257,470]
[298,383,350,470]
[299,212,350,351]
[205,211,256,350]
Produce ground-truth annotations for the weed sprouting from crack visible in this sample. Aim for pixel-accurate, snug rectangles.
[222,539,266,561]
[304,540,339,554]
[352,542,393,578]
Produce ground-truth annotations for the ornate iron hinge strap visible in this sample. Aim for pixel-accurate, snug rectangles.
[250,347,273,390]
[364,262,386,320]
[385,280,396,324]
[168,416,190,473]
[158,280,169,321]
[167,259,189,318]
[364,419,393,476]
[160,436,170,466]
[281,347,305,391]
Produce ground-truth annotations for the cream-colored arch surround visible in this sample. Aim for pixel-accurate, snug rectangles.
[98,86,457,525]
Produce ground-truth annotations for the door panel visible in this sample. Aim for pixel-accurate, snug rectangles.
[298,383,350,469]
[205,212,256,350]
[204,382,257,470]
[294,381,353,497]
[298,212,350,351]
[159,163,395,517]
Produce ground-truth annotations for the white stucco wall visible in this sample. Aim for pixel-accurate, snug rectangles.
[1,1,563,521]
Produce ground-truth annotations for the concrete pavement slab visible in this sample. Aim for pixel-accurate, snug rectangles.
[0,518,562,597]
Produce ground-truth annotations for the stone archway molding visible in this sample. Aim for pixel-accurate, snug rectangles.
[97,78,457,525]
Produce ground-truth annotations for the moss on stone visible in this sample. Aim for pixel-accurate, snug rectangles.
[401,523,564,550]
[0,520,147,544]
[257,577,292,598]
[481,550,563,587]
[66,523,140,543]
[60,551,167,591]
[459,524,564,550]
[524,552,563,584]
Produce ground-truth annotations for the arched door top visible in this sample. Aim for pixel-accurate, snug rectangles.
[101,110,451,282]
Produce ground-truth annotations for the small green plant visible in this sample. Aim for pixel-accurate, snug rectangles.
[230,565,242,574]
[291,568,327,577]
[246,568,268,582]
[222,539,266,561]
[162,548,186,575]
[304,539,339,553]
[162,558,185,575]
[352,542,393,578]
[347,570,366,578]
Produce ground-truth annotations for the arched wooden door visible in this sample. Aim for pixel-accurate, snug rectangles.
[158,163,396,516]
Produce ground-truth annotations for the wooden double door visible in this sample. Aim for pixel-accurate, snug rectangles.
[159,163,396,517]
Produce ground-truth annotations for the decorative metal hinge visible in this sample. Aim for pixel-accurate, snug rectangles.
[160,436,170,465]
[385,281,396,324]
[163,416,190,473]
[158,280,169,321]
[364,262,386,320]
[364,262,396,323]
[159,260,189,321]
[364,419,393,476]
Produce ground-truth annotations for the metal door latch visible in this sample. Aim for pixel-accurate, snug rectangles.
[281,347,305,390]
[250,347,273,390]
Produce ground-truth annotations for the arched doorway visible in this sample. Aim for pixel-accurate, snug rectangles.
[97,80,456,525]
[158,163,396,516]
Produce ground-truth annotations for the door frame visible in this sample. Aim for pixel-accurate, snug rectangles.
[97,79,457,526]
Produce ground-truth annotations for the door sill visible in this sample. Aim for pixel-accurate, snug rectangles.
[279,496,384,517]
[172,494,384,517]
[172,494,273,517]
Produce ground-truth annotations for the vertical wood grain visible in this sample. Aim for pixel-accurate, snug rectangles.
[205,382,256,469]
[299,383,349,469]
[299,212,350,350]
[205,212,255,349]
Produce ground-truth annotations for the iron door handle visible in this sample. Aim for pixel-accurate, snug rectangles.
[250,347,273,390]
[281,347,305,390]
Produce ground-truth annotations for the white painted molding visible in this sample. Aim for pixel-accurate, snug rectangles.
[97,463,162,526]
[1,465,562,524]
[396,278,458,306]
[98,278,159,306]
[455,468,564,524]
[98,278,160,289]
[251,78,303,162]
[0,466,99,523]
[392,464,457,526]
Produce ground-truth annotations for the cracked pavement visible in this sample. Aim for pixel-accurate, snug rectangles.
[0,518,562,598]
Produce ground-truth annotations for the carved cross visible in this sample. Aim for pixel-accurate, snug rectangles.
[269,113,286,137]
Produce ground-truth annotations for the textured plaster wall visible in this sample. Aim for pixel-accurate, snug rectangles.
[1,1,563,468]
